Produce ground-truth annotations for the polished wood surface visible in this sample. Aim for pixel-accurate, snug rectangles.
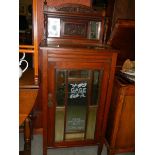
[111,0,135,29]
[105,76,135,155]
[46,0,91,6]
[33,0,39,83]
[19,83,38,155]
[19,68,41,130]
[19,45,34,53]
[107,19,135,70]
[38,3,119,155]
[37,0,91,50]
[43,3,105,46]
[19,0,39,84]
[105,0,135,42]
[19,150,30,155]
[19,70,39,155]
[19,88,38,126]
[39,44,118,155]
[19,1,39,154]
[19,69,39,89]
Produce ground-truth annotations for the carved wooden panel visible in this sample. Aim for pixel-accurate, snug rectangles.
[46,0,91,7]
[62,20,87,38]
[44,3,97,14]
[43,3,104,45]
[37,0,91,46]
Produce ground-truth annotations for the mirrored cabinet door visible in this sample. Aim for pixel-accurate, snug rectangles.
[40,45,118,155]
[46,17,102,41]
[51,69,103,142]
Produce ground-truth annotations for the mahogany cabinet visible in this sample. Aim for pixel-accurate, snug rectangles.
[39,3,118,155]
[105,76,135,155]
[107,19,135,71]
[39,43,117,155]
[105,0,135,42]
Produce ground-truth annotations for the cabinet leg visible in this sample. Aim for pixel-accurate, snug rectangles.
[43,146,47,155]
[24,116,31,151]
[107,148,115,155]
[97,144,103,155]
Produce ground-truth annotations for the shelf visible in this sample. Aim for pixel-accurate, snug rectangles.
[19,45,34,53]
[19,68,39,89]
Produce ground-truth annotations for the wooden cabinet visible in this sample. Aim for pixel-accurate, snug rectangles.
[107,19,135,71]
[19,0,39,154]
[19,0,39,85]
[39,44,117,155]
[105,0,135,42]
[105,76,135,155]
[39,3,118,155]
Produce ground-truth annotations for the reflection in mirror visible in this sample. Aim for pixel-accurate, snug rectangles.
[88,21,101,40]
[66,80,88,133]
[55,70,66,142]
[19,0,32,45]
[86,106,97,139]
[54,69,103,141]
[56,70,66,106]
[69,70,89,78]
[92,0,107,7]
[48,18,60,37]
[55,107,65,142]
[65,70,89,140]
[92,70,100,105]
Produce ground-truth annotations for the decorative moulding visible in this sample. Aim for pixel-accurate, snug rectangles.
[45,0,91,7]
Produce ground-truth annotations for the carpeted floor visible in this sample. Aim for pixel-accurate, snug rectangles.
[19,133,135,155]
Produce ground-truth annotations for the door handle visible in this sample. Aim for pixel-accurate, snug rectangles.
[48,93,53,107]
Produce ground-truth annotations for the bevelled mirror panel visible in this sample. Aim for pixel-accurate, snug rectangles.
[54,69,103,141]
[88,21,101,40]
[48,18,60,37]
[56,70,66,106]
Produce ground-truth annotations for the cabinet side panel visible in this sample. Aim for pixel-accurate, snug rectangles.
[115,95,135,149]
[105,81,120,146]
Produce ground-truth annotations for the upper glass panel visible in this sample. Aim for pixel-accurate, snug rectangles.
[19,0,33,45]
[66,80,88,133]
[56,70,66,106]
[91,70,101,105]
[55,69,103,141]
[88,21,101,40]
[68,70,89,78]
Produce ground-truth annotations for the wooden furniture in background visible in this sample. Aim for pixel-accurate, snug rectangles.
[105,0,135,42]
[19,87,38,149]
[107,19,135,71]
[19,69,39,155]
[19,0,39,154]
[39,3,118,155]
[19,0,39,84]
[105,75,135,155]
[19,0,39,127]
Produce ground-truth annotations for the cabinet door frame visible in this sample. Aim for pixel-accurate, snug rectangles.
[47,60,111,147]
